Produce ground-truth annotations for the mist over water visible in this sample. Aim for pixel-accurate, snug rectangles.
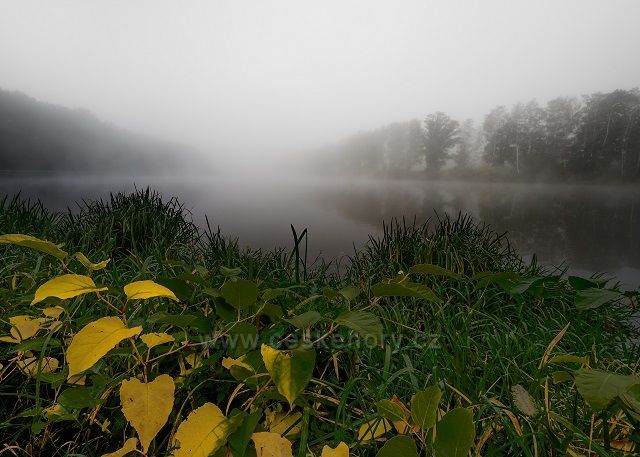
[1,1,640,289]
[2,174,638,289]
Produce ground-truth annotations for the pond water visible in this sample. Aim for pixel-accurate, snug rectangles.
[2,174,639,289]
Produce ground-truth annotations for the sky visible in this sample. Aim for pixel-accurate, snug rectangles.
[1,0,639,164]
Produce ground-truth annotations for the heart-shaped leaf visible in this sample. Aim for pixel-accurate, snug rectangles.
[120,374,175,453]
[376,435,418,457]
[574,369,640,411]
[411,385,442,430]
[261,344,315,407]
[335,310,383,346]
[220,279,260,309]
[434,408,475,457]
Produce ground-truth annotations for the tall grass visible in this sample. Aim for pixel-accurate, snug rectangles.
[0,189,638,456]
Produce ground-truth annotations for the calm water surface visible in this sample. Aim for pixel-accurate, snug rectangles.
[2,174,639,289]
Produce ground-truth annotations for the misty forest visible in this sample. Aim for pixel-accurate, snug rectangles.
[1,2,640,457]
[317,88,640,181]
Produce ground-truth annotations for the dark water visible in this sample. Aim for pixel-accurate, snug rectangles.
[2,174,639,289]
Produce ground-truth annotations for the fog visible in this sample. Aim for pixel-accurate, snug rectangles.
[1,0,640,169]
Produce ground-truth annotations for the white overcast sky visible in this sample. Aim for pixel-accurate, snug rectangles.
[1,0,639,161]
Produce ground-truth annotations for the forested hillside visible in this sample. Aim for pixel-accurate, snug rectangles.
[0,89,195,174]
[316,88,640,181]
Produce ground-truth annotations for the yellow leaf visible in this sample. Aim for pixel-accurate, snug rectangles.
[0,233,67,260]
[222,356,254,372]
[141,332,174,350]
[0,315,42,342]
[74,252,111,270]
[46,320,63,332]
[357,418,392,442]
[68,374,86,385]
[184,352,201,368]
[171,403,232,457]
[42,306,64,319]
[611,439,635,452]
[264,406,302,439]
[252,432,293,457]
[101,437,139,457]
[321,442,349,457]
[66,316,142,378]
[43,404,68,419]
[124,280,178,301]
[16,356,59,377]
[31,274,108,305]
[261,344,315,407]
[120,374,175,453]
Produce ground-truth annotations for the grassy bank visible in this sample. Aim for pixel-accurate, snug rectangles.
[0,190,639,456]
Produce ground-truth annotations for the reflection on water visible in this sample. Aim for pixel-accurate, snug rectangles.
[1,175,639,288]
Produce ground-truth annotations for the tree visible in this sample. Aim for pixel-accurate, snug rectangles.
[453,119,478,170]
[423,112,459,172]
[544,97,581,175]
[571,89,640,179]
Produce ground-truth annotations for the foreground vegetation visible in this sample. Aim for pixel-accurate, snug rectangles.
[1,190,639,456]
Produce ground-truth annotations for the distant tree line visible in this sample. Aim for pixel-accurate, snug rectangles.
[0,89,194,174]
[317,88,640,181]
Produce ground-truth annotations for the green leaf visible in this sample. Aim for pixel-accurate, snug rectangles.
[409,264,462,280]
[257,302,284,322]
[546,354,588,365]
[262,288,286,302]
[228,410,262,457]
[148,312,212,333]
[323,288,341,300]
[58,386,102,410]
[226,322,258,358]
[334,310,383,346]
[214,298,236,322]
[411,385,442,430]
[220,279,260,309]
[376,435,418,457]
[376,399,405,422]
[371,281,440,303]
[0,234,67,260]
[568,276,600,290]
[574,368,640,411]
[551,371,573,384]
[222,350,265,385]
[508,276,548,295]
[220,266,243,277]
[261,344,316,407]
[473,271,520,289]
[575,288,622,310]
[338,286,361,301]
[284,311,322,330]
[155,277,194,301]
[434,408,476,457]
